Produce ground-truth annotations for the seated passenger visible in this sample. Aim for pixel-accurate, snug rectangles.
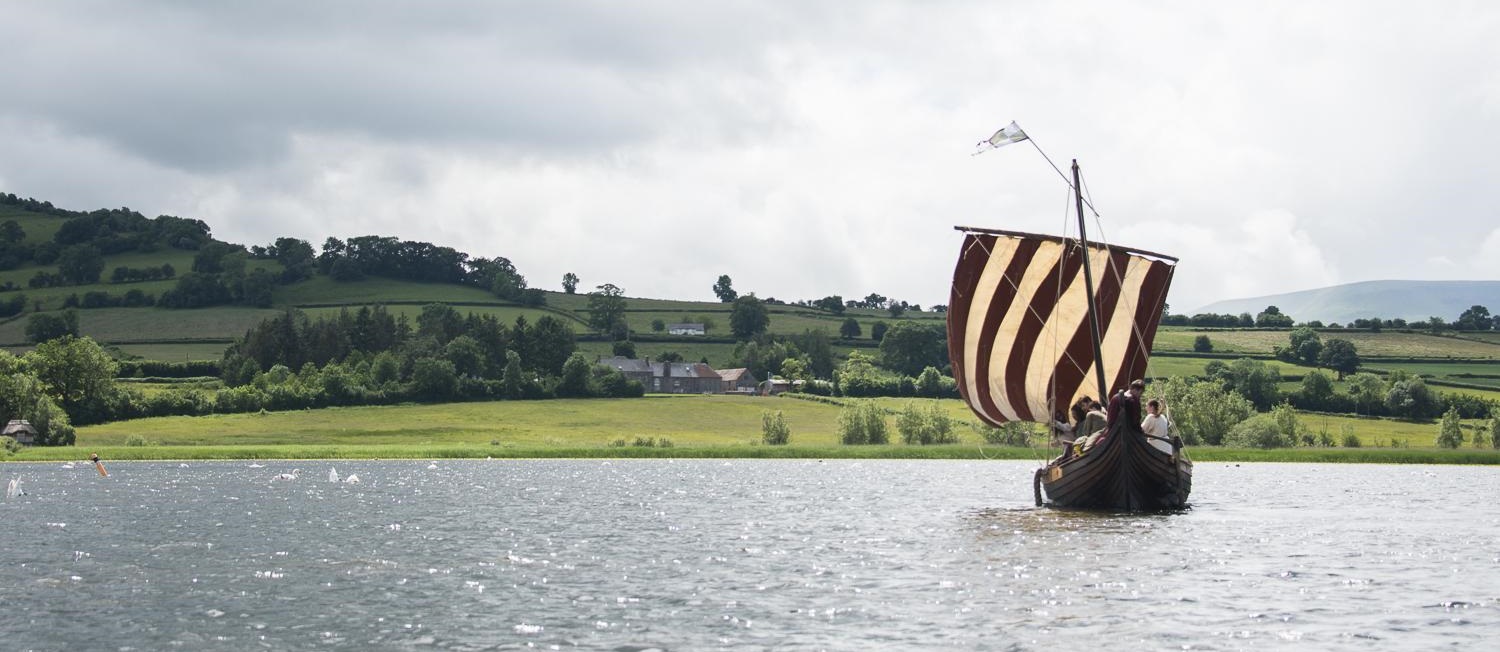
[1141,399,1173,454]
[1052,400,1091,445]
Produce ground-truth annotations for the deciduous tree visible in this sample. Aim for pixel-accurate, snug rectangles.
[25,310,79,343]
[1436,406,1464,448]
[26,335,119,425]
[1318,338,1360,379]
[586,284,628,333]
[878,321,945,377]
[1456,305,1492,331]
[713,275,737,302]
[56,244,105,285]
[729,295,769,338]
[839,318,861,339]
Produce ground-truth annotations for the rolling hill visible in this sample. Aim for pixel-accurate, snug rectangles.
[1190,280,1500,324]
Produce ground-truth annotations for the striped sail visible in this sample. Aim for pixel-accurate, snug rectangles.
[947,228,1176,426]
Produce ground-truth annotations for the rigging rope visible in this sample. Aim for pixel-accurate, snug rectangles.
[1078,169,1165,388]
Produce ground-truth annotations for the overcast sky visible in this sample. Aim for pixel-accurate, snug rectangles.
[2,1,1497,311]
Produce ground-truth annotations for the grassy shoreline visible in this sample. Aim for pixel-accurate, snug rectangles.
[5,395,1498,465]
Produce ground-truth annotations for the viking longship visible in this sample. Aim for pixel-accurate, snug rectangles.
[947,158,1192,510]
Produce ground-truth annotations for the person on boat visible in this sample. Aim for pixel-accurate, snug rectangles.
[1107,379,1146,426]
[1079,400,1110,452]
[1051,398,1092,444]
[1141,399,1173,454]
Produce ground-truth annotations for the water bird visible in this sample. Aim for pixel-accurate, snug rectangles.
[248,463,265,468]
[328,467,339,483]
[427,462,439,470]
[343,474,360,484]
[179,463,189,468]
[5,476,23,498]
[272,469,301,482]
[60,462,75,469]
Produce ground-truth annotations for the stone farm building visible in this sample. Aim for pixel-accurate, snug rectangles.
[666,323,706,336]
[598,357,757,394]
[717,368,759,393]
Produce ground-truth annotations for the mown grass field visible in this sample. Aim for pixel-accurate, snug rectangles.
[0,306,279,345]
[273,276,500,305]
[298,303,567,327]
[574,341,872,369]
[1154,327,1500,359]
[0,248,282,312]
[68,395,878,448]
[0,206,68,243]
[5,395,1492,464]
[109,342,235,362]
[1146,355,1304,378]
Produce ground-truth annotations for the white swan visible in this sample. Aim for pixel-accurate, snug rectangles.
[272,469,300,482]
[5,476,21,498]
[328,467,339,483]
[343,474,360,484]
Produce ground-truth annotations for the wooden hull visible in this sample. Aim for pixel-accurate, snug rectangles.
[1036,420,1192,511]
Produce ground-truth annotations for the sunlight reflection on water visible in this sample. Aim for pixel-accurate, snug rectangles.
[0,459,1495,650]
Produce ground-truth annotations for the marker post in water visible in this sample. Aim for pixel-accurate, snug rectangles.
[90,453,108,477]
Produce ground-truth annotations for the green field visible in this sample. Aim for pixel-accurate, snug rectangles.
[0,206,68,243]
[71,394,1005,450]
[1154,327,1500,359]
[1146,355,1304,378]
[298,303,569,326]
[0,306,279,346]
[0,395,1480,464]
[273,276,501,305]
[0,248,282,312]
[110,341,234,362]
[72,395,869,448]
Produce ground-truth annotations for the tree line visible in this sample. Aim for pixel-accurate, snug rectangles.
[1164,303,1500,332]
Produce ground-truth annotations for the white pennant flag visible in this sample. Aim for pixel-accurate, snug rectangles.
[973,121,1028,155]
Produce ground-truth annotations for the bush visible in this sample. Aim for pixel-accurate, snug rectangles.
[0,435,18,454]
[973,421,1037,446]
[1342,433,1362,448]
[801,379,835,396]
[1158,376,1254,445]
[896,401,958,445]
[1225,414,1294,449]
[117,359,222,379]
[761,410,790,445]
[1193,334,1213,352]
[1435,406,1464,448]
[837,400,889,445]
[214,385,269,414]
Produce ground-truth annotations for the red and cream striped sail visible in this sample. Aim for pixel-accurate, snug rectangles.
[947,227,1176,427]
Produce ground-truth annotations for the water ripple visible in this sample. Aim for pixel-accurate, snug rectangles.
[0,459,1496,649]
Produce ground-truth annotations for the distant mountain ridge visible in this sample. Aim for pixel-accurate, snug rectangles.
[1189,280,1500,324]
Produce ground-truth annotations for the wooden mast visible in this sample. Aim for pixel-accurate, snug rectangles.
[1072,159,1109,401]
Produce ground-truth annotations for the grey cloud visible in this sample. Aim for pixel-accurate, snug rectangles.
[3,1,806,171]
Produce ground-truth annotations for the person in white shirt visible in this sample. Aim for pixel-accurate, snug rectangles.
[1141,399,1174,454]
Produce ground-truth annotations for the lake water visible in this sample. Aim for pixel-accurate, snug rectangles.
[1,459,1495,650]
